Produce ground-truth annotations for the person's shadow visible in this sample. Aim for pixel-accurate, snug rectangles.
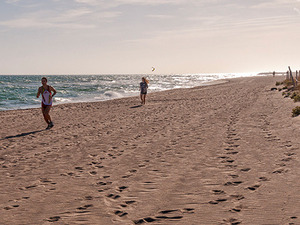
[130,105,143,109]
[2,129,45,140]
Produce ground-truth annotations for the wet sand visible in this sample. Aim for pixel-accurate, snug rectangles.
[1,75,300,225]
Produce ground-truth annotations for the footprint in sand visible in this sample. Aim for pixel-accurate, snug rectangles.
[182,208,195,214]
[95,165,104,169]
[122,169,137,178]
[285,152,295,156]
[226,159,235,163]
[229,174,239,178]
[159,209,180,214]
[259,177,269,182]
[273,168,285,174]
[240,168,251,172]
[276,163,286,167]
[4,205,19,210]
[218,156,230,159]
[98,189,109,192]
[209,198,228,205]
[224,181,243,186]
[229,145,240,148]
[227,151,239,155]
[89,171,97,175]
[247,184,261,191]
[212,189,226,195]
[46,216,61,222]
[230,195,245,201]
[75,166,84,171]
[65,172,74,176]
[114,210,128,217]
[107,194,121,200]
[156,208,186,218]
[133,218,154,224]
[77,204,93,212]
[223,217,242,225]
[117,186,128,192]
[40,178,53,183]
[230,205,242,213]
[89,161,103,168]
[133,208,192,224]
[225,164,237,168]
[97,181,112,186]
[155,215,183,220]
[22,185,37,190]
[85,196,93,200]
[281,157,293,162]
[120,200,136,208]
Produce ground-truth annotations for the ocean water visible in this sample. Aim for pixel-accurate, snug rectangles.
[0,73,261,111]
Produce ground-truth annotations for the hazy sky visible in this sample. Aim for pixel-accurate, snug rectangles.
[0,0,300,75]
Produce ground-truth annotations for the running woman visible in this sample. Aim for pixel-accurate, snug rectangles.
[140,77,149,105]
[36,77,57,129]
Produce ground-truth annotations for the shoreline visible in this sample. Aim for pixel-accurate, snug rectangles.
[1,75,299,224]
[0,78,229,112]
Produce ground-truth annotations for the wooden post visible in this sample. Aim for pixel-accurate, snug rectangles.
[288,66,296,89]
[286,71,289,80]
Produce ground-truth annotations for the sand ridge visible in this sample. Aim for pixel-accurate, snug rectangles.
[0,76,300,224]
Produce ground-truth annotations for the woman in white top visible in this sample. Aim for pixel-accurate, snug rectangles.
[36,77,57,129]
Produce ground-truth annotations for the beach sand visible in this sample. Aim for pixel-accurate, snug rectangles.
[1,76,299,225]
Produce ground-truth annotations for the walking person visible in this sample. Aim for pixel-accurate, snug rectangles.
[140,77,149,105]
[36,77,57,129]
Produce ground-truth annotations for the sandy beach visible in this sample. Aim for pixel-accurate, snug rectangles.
[1,75,299,225]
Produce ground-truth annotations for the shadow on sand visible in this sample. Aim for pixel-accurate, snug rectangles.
[130,105,143,109]
[2,129,45,140]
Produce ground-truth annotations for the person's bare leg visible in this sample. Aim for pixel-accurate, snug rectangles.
[43,106,52,124]
[142,94,146,104]
[41,107,50,124]
[140,94,143,104]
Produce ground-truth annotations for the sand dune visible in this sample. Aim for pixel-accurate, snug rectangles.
[1,76,299,225]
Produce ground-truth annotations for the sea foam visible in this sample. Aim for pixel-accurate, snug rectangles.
[0,73,263,111]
